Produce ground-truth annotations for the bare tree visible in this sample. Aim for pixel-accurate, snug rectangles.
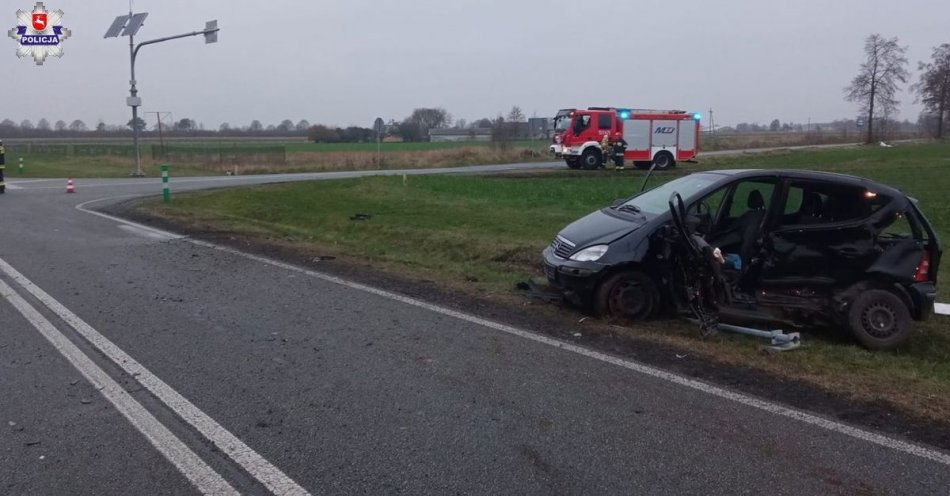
[68,119,87,132]
[845,34,909,143]
[54,120,67,132]
[507,106,525,123]
[295,119,310,133]
[276,119,294,133]
[912,44,950,139]
[37,118,50,130]
[20,119,34,130]
[408,108,449,136]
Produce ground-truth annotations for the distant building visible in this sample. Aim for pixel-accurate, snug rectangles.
[429,128,492,142]
[527,117,554,139]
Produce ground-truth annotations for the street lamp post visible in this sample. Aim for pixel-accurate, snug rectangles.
[106,13,218,176]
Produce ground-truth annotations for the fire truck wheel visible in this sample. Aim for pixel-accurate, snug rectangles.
[565,157,581,169]
[580,149,602,170]
[652,152,674,171]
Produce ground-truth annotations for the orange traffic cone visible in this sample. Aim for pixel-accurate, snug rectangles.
[66,178,75,193]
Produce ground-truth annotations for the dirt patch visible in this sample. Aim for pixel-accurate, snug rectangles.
[110,197,950,452]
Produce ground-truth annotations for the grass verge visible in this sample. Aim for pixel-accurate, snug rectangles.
[134,142,950,421]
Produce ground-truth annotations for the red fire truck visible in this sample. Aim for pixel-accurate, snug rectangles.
[550,107,701,170]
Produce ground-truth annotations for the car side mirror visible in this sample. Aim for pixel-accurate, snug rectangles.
[611,198,625,207]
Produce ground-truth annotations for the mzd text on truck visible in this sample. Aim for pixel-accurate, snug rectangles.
[550,108,702,171]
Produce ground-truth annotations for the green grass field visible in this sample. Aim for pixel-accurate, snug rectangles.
[282,139,546,153]
[6,154,231,178]
[137,142,950,419]
[5,139,552,178]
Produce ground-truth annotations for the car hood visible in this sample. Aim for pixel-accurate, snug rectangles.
[557,209,646,248]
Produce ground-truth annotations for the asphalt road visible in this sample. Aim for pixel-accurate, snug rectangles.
[2,157,949,495]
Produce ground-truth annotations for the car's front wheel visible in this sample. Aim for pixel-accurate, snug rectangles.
[593,270,658,320]
[565,157,581,169]
[847,289,912,350]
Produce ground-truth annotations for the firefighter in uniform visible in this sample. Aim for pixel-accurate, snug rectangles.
[603,133,626,170]
[0,140,6,194]
[612,136,627,170]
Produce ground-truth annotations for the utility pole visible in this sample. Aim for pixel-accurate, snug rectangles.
[145,111,172,158]
[105,12,219,177]
[708,108,715,134]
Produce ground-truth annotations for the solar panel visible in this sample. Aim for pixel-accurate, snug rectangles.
[103,14,130,38]
[120,12,148,37]
[204,20,217,44]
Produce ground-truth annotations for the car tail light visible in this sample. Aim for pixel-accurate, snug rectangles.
[914,251,931,282]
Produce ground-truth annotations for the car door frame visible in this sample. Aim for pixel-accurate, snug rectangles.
[759,176,886,289]
[705,173,783,248]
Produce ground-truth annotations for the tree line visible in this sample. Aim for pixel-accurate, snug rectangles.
[0,105,534,143]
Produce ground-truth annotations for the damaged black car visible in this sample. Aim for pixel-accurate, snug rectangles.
[542,169,942,350]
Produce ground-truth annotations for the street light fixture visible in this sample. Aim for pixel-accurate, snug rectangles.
[105,11,219,177]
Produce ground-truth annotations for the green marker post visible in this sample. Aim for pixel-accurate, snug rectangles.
[161,164,170,203]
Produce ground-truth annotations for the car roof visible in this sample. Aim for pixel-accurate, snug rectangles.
[702,168,904,197]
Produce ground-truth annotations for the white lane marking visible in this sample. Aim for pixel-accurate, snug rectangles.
[0,278,239,496]
[936,303,950,316]
[75,196,185,240]
[74,192,950,467]
[118,223,179,241]
[5,183,21,190]
[0,257,311,496]
[182,238,950,468]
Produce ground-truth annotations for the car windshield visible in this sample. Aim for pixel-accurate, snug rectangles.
[618,173,722,215]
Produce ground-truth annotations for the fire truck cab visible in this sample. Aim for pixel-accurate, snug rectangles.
[550,107,701,171]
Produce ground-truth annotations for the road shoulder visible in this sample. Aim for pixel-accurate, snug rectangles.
[107,196,950,453]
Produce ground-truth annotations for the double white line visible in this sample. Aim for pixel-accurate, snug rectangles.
[0,256,310,495]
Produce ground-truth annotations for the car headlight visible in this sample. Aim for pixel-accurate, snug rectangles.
[569,245,608,262]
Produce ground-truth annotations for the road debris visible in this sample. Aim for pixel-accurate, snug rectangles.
[515,280,563,304]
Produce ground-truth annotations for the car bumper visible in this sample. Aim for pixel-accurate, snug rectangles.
[907,281,937,320]
[542,246,605,305]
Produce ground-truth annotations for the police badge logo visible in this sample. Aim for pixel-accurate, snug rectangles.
[8,2,71,65]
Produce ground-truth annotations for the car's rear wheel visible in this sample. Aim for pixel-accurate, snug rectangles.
[594,270,658,320]
[581,148,603,170]
[847,289,912,350]
[565,157,581,169]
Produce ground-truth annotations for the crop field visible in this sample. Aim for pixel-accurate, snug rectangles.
[137,142,950,421]
[4,139,551,178]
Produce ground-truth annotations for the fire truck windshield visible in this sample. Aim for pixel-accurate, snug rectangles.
[554,115,572,132]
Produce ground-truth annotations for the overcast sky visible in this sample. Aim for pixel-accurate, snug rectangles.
[5,0,949,129]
